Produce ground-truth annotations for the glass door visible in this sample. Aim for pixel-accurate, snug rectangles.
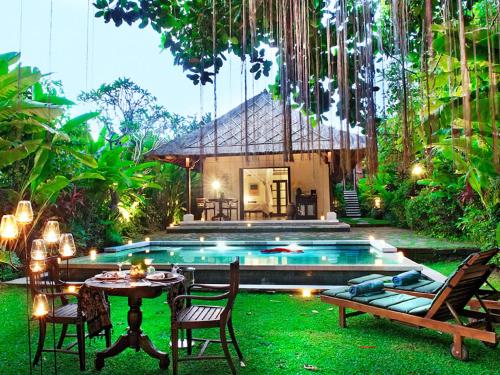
[271,180,288,216]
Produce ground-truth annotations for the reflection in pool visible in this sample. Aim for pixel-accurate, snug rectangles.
[72,243,398,266]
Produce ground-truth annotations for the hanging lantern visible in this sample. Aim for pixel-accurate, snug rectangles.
[31,239,47,261]
[14,200,34,224]
[30,261,46,273]
[0,215,19,240]
[59,233,76,258]
[32,294,49,317]
[43,220,60,244]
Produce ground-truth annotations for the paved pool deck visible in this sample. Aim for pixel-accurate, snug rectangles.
[141,226,478,252]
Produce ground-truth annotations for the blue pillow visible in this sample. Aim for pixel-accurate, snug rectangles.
[348,280,384,297]
[392,270,421,286]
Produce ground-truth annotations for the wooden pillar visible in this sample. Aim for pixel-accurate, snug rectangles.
[185,158,192,214]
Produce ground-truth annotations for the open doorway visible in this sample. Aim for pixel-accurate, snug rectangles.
[241,167,290,219]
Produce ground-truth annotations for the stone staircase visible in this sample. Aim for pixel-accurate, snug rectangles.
[343,190,361,217]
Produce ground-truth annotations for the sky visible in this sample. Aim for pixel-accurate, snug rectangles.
[0,0,277,119]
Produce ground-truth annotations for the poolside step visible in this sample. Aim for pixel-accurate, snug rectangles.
[343,190,362,217]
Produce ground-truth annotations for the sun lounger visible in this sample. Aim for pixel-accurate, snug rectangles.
[321,250,499,360]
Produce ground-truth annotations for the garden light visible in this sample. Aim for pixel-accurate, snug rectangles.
[200,236,205,242]
[145,237,150,242]
[302,289,312,298]
[32,294,49,317]
[320,215,325,221]
[275,236,280,242]
[374,197,382,209]
[59,233,76,257]
[67,285,77,293]
[43,221,60,244]
[31,239,47,261]
[247,223,251,227]
[15,200,33,224]
[411,163,424,177]
[89,248,97,260]
[0,215,19,240]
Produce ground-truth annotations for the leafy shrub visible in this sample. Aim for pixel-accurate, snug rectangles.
[457,204,498,250]
[384,180,415,227]
[331,183,345,216]
[404,188,463,238]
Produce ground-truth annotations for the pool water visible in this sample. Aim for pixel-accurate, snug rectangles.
[72,243,398,266]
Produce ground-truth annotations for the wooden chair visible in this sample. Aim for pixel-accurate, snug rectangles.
[196,197,216,221]
[170,258,244,374]
[321,250,499,361]
[30,256,111,371]
[223,199,239,221]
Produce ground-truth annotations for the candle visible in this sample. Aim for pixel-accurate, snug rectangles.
[145,237,150,242]
[89,249,97,260]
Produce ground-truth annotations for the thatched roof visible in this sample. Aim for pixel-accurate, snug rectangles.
[147,91,365,164]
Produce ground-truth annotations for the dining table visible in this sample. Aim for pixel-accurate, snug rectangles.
[85,272,185,371]
[207,197,237,221]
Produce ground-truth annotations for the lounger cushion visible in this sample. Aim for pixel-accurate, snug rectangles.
[396,280,434,290]
[387,297,433,314]
[413,281,443,293]
[370,294,416,308]
[352,292,397,303]
[348,274,391,285]
[322,286,349,297]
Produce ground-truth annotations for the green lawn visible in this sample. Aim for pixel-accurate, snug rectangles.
[1,264,498,375]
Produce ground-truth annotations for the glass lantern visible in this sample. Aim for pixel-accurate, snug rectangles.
[43,221,60,245]
[0,215,19,240]
[15,200,34,224]
[30,261,46,273]
[32,294,49,317]
[59,233,76,258]
[31,239,47,261]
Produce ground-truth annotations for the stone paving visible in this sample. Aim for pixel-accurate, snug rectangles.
[143,226,478,251]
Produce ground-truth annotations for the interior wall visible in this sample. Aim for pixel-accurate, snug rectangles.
[201,153,330,219]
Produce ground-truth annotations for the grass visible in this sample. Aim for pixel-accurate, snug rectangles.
[0,262,498,375]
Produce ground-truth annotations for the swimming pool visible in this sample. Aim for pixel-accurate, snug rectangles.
[68,240,421,286]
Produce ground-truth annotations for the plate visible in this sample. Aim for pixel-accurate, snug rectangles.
[146,272,178,281]
[94,271,125,281]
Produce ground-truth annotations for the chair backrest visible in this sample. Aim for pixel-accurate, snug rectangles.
[425,249,498,320]
[30,256,68,305]
[222,257,240,318]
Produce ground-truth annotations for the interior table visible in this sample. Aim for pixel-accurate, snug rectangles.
[85,274,185,370]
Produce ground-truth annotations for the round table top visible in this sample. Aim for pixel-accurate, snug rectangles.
[207,197,238,202]
[85,273,184,298]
